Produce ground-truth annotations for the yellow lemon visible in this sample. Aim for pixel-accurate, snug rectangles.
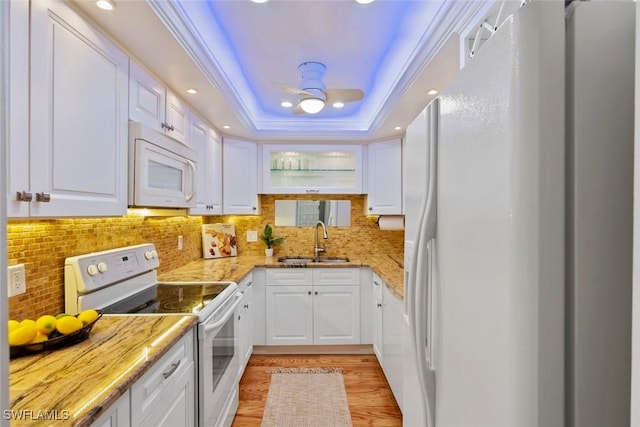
[56,316,83,335]
[8,324,37,346]
[20,319,36,329]
[77,309,99,326]
[30,332,49,344]
[36,315,57,335]
[55,313,71,319]
[8,320,20,332]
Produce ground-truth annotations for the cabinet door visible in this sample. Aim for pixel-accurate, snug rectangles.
[189,114,221,215]
[382,285,404,408]
[223,138,259,214]
[30,0,128,217]
[129,60,166,132]
[366,139,402,214]
[262,144,363,194]
[251,269,266,346]
[373,277,384,362]
[7,0,29,217]
[313,285,361,345]
[90,390,130,427]
[165,91,190,145]
[266,285,313,345]
[139,362,195,427]
[239,282,253,373]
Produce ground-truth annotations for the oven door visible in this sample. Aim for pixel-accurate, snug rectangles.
[198,292,242,427]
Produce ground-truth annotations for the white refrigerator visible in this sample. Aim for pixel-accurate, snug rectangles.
[403,1,633,427]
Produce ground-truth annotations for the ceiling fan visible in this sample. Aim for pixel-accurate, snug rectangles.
[273,62,364,114]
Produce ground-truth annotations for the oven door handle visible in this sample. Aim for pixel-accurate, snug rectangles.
[203,293,243,334]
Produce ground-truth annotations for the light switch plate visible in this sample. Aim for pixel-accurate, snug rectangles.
[247,230,258,242]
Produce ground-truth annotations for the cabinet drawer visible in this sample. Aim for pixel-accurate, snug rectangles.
[131,330,194,426]
[313,268,360,286]
[266,269,313,286]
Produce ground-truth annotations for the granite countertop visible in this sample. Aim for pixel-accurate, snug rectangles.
[158,253,405,298]
[9,314,197,426]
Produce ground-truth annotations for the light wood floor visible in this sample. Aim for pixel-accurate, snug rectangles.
[232,354,403,426]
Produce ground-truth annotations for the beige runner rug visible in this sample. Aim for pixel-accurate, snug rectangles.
[261,368,353,427]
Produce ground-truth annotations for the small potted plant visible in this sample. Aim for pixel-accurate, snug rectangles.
[259,224,284,257]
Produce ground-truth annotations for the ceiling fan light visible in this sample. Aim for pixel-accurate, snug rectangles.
[332,102,345,109]
[300,97,325,114]
[96,0,115,10]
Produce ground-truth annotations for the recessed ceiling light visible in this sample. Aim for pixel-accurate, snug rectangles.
[222,125,231,130]
[427,89,438,95]
[281,101,293,108]
[96,0,115,10]
[356,0,375,4]
[186,88,198,94]
[394,126,402,130]
[332,102,345,109]
[251,0,268,3]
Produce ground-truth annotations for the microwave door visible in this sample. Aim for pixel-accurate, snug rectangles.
[134,140,197,208]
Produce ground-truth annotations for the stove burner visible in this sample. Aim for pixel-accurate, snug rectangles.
[161,299,205,313]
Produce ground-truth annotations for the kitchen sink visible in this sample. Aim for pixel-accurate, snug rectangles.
[314,257,350,263]
[277,256,350,264]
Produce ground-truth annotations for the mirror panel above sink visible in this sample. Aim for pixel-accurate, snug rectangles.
[275,200,351,227]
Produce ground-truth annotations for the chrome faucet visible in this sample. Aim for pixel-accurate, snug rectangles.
[314,220,328,259]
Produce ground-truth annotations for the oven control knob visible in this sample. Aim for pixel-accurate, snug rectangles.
[97,262,108,273]
[87,264,99,276]
[144,250,157,260]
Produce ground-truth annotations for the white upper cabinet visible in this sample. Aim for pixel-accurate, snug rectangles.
[129,60,190,146]
[189,113,222,215]
[261,144,363,194]
[19,0,128,218]
[7,0,29,218]
[366,139,402,215]
[223,138,259,215]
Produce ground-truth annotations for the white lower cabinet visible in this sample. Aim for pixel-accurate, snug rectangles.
[130,330,195,427]
[91,391,130,427]
[265,268,361,346]
[372,274,384,362]
[238,274,254,375]
[251,269,266,346]
[90,330,195,427]
[381,281,404,409]
[266,284,314,345]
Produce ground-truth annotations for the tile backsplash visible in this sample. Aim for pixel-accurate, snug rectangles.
[7,195,403,320]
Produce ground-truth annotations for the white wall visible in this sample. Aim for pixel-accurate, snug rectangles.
[632,4,640,426]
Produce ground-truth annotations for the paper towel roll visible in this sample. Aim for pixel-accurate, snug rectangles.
[377,215,405,231]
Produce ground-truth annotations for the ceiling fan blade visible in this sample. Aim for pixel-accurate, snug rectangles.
[271,81,313,97]
[325,89,364,104]
[292,104,306,115]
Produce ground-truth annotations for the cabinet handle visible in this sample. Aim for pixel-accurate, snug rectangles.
[36,192,51,202]
[238,315,241,321]
[162,360,181,379]
[252,206,257,211]
[369,207,373,211]
[161,122,167,129]
[305,189,320,193]
[16,191,33,202]
[314,291,318,295]
[377,303,382,308]
[247,281,252,287]
[244,304,249,309]
[308,291,312,295]
[168,124,175,131]
[374,280,381,287]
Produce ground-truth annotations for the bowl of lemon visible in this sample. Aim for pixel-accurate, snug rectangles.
[8,309,103,358]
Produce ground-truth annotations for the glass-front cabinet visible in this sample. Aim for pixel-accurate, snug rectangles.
[261,144,363,194]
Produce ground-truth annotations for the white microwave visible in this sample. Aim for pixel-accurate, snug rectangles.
[128,122,197,208]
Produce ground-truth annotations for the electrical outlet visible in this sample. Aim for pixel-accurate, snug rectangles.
[178,235,184,251]
[247,230,258,242]
[7,264,26,297]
